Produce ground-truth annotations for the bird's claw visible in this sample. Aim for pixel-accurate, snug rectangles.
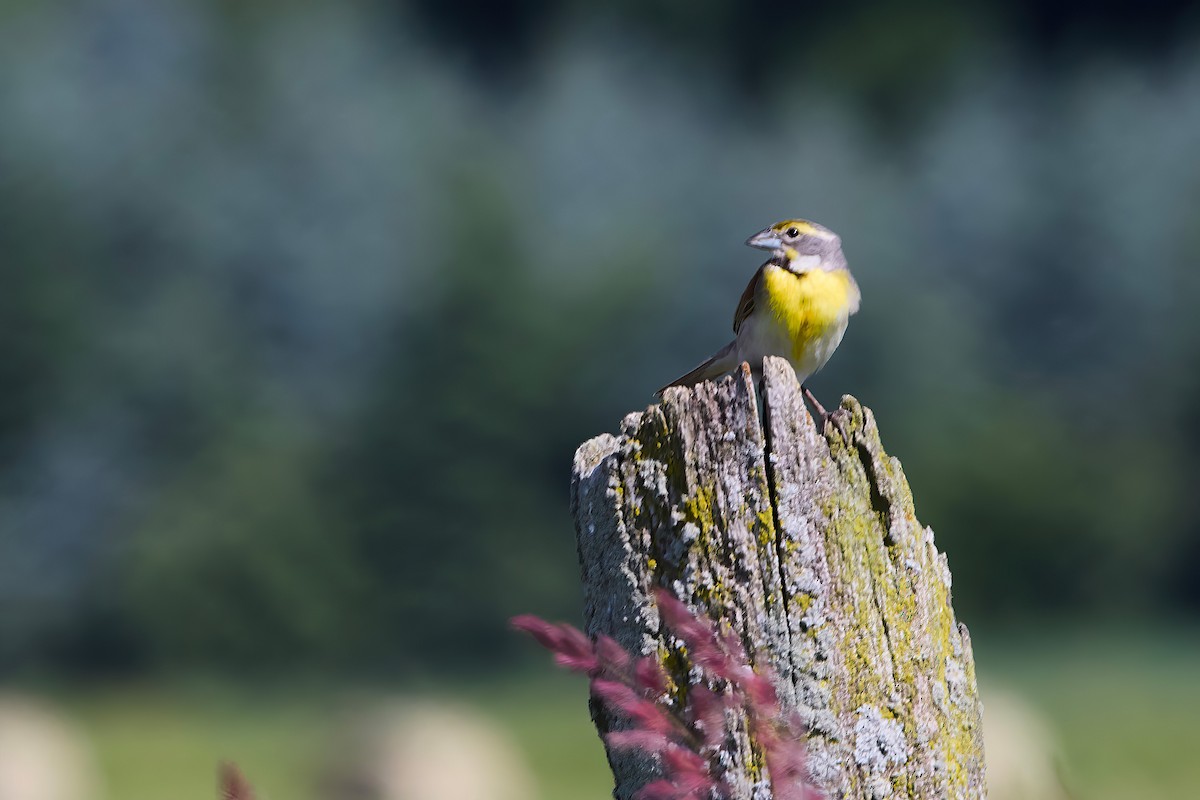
[829,410,852,444]
[802,385,852,443]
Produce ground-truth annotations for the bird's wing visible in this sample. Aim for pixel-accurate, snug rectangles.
[656,339,738,395]
[733,263,766,334]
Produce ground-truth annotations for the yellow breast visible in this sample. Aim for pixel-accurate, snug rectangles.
[761,265,856,362]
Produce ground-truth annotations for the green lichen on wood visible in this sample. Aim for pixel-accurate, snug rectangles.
[766,372,983,799]
[573,358,984,800]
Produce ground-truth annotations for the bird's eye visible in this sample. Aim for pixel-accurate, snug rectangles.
[785,227,800,238]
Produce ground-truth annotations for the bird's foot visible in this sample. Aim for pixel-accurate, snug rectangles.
[802,385,852,442]
[801,385,828,418]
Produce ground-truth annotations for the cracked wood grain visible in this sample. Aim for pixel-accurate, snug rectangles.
[571,357,986,800]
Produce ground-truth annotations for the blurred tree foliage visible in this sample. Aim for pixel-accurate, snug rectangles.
[0,0,1198,675]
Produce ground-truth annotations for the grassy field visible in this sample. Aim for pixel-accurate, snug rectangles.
[974,628,1200,800]
[29,630,1200,800]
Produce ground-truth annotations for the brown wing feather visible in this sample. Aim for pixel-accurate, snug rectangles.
[733,263,766,334]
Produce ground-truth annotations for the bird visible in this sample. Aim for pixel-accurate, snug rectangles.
[658,219,860,416]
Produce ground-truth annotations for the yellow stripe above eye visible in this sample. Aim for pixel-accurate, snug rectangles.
[775,221,816,236]
[772,220,834,239]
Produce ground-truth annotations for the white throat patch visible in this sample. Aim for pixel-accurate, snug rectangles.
[786,254,824,274]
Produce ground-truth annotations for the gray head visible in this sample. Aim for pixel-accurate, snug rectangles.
[745,219,845,270]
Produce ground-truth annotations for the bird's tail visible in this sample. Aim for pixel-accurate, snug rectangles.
[656,341,738,396]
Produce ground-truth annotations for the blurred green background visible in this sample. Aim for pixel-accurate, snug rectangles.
[1,0,1199,798]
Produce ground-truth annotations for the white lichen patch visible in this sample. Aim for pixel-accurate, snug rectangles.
[937,549,953,589]
[946,656,965,691]
[805,742,843,787]
[853,705,909,772]
[946,655,975,712]
[867,776,894,799]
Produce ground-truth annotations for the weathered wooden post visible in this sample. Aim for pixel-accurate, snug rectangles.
[572,357,985,799]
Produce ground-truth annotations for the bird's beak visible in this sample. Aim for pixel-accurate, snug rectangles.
[745,228,784,251]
